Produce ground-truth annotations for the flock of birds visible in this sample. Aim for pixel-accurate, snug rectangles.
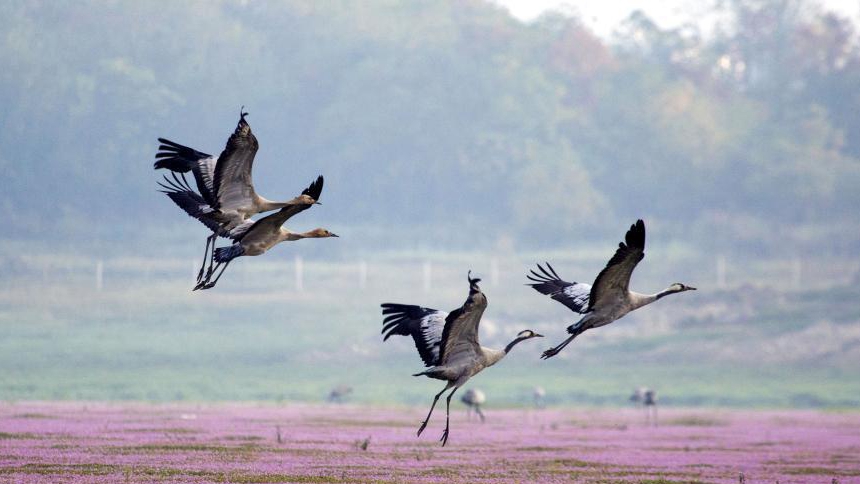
[155,111,697,446]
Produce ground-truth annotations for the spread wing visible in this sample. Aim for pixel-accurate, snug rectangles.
[154,138,212,173]
[154,138,217,205]
[212,110,260,212]
[381,304,447,367]
[157,173,221,233]
[526,262,591,314]
[158,174,256,240]
[437,274,488,366]
[588,219,646,311]
[234,176,323,241]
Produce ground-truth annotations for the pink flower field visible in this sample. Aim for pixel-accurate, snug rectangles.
[1,403,858,483]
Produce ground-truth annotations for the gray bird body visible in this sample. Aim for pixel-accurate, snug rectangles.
[195,181,337,290]
[528,220,696,359]
[155,110,325,285]
[381,273,542,446]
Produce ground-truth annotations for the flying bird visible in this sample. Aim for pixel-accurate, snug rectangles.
[381,272,543,446]
[155,109,320,281]
[527,219,696,359]
[195,175,337,290]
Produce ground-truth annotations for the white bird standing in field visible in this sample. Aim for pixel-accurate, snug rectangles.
[381,272,543,446]
[155,110,321,282]
[533,386,546,408]
[527,219,696,359]
[460,388,486,422]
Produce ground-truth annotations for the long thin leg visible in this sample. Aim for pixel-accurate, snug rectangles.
[195,259,231,290]
[440,386,460,446]
[202,259,231,290]
[476,405,485,423]
[194,262,218,290]
[541,334,575,359]
[417,382,452,437]
[197,234,215,283]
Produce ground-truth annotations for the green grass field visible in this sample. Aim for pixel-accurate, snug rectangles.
[1,238,858,407]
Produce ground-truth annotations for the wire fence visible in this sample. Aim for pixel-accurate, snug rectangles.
[1,250,856,297]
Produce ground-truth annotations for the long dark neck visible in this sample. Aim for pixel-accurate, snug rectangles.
[655,287,683,301]
[504,336,529,354]
[630,286,682,310]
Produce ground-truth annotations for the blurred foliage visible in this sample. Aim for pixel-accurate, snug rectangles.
[0,0,858,250]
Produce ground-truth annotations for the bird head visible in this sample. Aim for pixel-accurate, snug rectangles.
[516,329,544,340]
[467,270,482,292]
[671,283,696,292]
[309,228,339,238]
[295,194,317,205]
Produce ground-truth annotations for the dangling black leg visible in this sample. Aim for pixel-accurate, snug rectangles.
[541,327,584,359]
[194,262,218,290]
[440,386,460,446]
[476,405,485,423]
[541,335,575,359]
[197,259,231,290]
[197,234,215,283]
[417,382,451,437]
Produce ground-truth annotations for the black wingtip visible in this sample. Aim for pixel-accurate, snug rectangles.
[625,219,646,250]
[302,175,324,201]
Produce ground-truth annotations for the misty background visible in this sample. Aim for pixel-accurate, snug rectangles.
[0,0,858,407]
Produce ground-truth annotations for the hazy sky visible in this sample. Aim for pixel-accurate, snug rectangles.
[493,0,860,37]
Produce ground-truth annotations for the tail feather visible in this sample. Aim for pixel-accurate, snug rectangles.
[214,244,244,263]
[566,321,586,335]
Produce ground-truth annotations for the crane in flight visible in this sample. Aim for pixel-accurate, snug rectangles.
[381,272,543,446]
[527,220,696,359]
[155,109,321,282]
[195,175,337,290]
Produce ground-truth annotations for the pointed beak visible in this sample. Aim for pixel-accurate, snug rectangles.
[314,201,322,205]
[687,286,697,291]
[533,333,544,338]
[330,233,339,237]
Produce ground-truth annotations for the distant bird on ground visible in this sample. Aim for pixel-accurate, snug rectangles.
[195,176,336,290]
[155,110,321,282]
[629,387,648,405]
[630,387,658,426]
[327,385,353,403]
[527,220,696,359]
[381,272,543,446]
[460,388,486,422]
[533,386,546,408]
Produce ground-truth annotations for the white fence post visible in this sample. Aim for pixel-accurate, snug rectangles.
[295,255,304,292]
[95,260,104,292]
[423,261,432,292]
